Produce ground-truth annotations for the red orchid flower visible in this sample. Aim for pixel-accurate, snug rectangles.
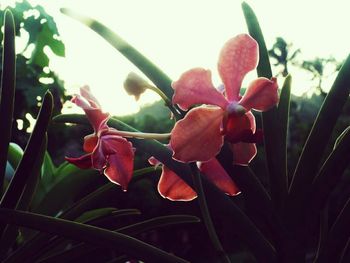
[170,34,279,164]
[65,86,134,191]
[149,151,240,201]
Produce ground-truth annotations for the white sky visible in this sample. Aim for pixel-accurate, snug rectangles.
[21,0,350,115]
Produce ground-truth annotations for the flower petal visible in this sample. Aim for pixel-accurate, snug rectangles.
[218,34,259,101]
[91,139,106,170]
[198,159,240,196]
[72,94,110,133]
[80,85,102,108]
[170,106,224,162]
[65,153,93,169]
[231,142,257,166]
[224,112,256,143]
[172,68,229,110]
[148,156,161,166]
[239,77,279,111]
[246,111,256,133]
[103,138,134,191]
[158,166,197,201]
[83,134,98,153]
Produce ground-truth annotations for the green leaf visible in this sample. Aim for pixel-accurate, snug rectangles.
[216,143,281,246]
[189,164,230,263]
[5,168,154,261]
[0,92,53,237]
[5,207,141,262]
[74,207,118,223]
[339,239,350,263]
[0,135,47,257]
[288,55,350,212]
[28,208,141,261]
[60,8,182,119]
[119,215,199,235]
[54,114,277,262]
[32,167,99,216]
[84,209,141,225]
[310,127,350,216]
[242,2,287,212]
[0,209,189,263]
[334,126,350,149]
[40,152,56,191]
[37,215,199,262]
[61,167,159,221]
[315,198,350,262]
[31,208,140,259]
[0,10,16,195]
[274,75,291,200]
[241,2,272,78]
[277,74,292,171]
[6,143,24,171]
[29,23,65,68]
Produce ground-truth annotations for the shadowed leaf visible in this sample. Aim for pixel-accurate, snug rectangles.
[242,2,287,212]
[0,209,189,263]
[0,10,16,194]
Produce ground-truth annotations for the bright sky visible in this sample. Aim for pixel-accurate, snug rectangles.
[22,0,350,115]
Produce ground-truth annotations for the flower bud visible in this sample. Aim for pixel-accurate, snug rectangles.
[123,72,150,101]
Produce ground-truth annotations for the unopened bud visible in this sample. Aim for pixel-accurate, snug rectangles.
[123,72,150,101]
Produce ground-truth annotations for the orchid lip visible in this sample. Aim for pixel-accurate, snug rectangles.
[226,102,246,117]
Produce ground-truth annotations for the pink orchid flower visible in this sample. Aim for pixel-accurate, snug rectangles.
[66,86,134,191]
[149,150,240,201]
[170,34,279,164]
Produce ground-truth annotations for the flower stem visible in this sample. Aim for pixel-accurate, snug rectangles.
[109,130,171,140]
[146,85,182,120]
[190,163,231,263]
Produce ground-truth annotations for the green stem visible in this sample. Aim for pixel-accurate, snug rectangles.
[190,164,231,263]
[146,84,180,117]
[108,130,170,140]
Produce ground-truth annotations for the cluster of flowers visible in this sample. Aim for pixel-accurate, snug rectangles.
[66,34,279,201]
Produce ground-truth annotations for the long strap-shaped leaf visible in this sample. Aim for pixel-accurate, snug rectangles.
[0,92,53,238]
[5,168,159,261]
[60,8,182,118]
[25,208,141,261]
[277,75,291,183]
[0,209,189,263]
[61,167,159,220]
[54,114,277,262]
[315,198,350,263]
[288,55,350,213]
[310,127,350,217]
[37,215,200,262]
[0,10,16,195]
[0,135,47,257]
[242,2,287,212]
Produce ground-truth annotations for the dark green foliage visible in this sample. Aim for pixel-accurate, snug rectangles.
[0,10,16,194]
[0,1,69,150]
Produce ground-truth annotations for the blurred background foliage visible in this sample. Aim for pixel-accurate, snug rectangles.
[0,0,70,153]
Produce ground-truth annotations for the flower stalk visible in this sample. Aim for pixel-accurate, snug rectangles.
[109,130,171,140]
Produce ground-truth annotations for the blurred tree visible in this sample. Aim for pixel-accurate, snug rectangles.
[300,57,340,96]
[0,0,69,148]
[268,37,300,76]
